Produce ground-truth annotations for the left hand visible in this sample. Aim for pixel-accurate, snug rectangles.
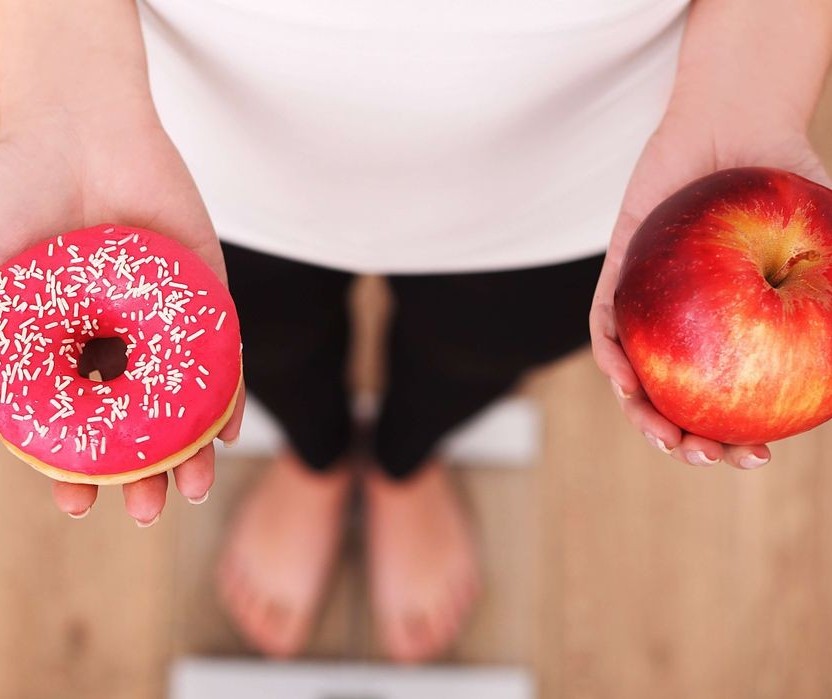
[590,108,832,469]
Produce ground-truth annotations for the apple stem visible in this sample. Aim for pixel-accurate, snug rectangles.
[768,249,820,287]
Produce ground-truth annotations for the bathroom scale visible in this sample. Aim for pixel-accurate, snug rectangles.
[170,658,535,699]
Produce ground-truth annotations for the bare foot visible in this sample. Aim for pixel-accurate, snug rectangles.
[363,459,481,663]
[217,451,352,657]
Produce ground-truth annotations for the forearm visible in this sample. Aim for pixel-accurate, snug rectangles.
[669,0,832,133]
[0,0,151,128]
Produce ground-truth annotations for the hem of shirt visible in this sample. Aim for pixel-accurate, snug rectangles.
[214,222,609,276]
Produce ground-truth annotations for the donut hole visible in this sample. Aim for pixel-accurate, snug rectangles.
[77,337,129,383]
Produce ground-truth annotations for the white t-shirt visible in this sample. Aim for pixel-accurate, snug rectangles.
[140,0,689,273]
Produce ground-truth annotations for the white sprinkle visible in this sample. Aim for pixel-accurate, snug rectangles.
[215,312,227,331]
[196,377,207,390]
[198,365,209,376]
[50,443,62,453]
[101,437,106,455]
[135,435,150,443]
[47,243,54,257]
[60,425,68,440]
[197,290,208,296]
[177,406,185,418]
[21,432,33,448]
[186,329,205,342]
[137,451,146,460]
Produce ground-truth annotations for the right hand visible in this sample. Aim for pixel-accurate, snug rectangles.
[0,99,245,524]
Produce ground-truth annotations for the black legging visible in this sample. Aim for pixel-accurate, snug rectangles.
[221,241,603,479]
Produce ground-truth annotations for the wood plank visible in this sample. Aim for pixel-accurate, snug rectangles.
[0,452,178,699]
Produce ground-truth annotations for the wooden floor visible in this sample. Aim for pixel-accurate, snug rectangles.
[2,77,832,699]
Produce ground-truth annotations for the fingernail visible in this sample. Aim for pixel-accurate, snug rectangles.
[187,490,210,505]
[739,454,768,470]
[67,506,92,520]
[643,432,672,454]
[687,450,718,466]
[610,379,627,400]
[136,513,161,528]
[223,436,239,449]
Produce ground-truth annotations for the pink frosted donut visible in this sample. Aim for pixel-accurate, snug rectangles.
[0,224,242,485]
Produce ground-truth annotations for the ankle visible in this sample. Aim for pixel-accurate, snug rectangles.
[273,451,354,494]
[364,458,446,499]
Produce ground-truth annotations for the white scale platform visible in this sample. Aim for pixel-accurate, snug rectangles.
[170,659,534,699]
[228,392,540,467]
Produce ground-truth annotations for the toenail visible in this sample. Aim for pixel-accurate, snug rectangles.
[67,506,92,520]
[136,513,161,528]
[187,490,211,505]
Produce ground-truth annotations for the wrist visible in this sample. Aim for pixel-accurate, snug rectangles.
[667,0,832,144]
[663,86,808,152]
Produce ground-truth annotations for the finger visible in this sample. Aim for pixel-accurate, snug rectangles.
[122,471,169,526]
[722,443,771,471]
[670,432,722,467]
[591,319,642,397]
[51,481,98,519]
[218,384,245,447]
[173,442,215,504]
[615,390,682,454]
[589,228,643,396]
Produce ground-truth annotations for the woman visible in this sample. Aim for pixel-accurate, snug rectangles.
[0,0,829,663]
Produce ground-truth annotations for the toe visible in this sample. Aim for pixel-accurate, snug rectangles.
[265,606,309,658]
[424,595,459,659]
[229,579,270,649]
[215,551,244,609]
[381,612,419,664]
[51,481,98,518]
[401,610,435,663]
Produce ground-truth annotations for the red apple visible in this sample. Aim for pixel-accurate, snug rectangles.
[614,167,832,445]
